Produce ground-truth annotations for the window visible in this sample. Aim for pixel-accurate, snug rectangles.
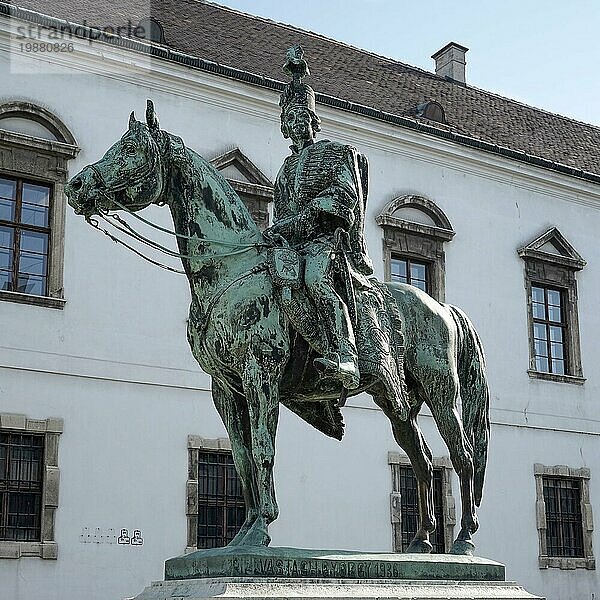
[389,452,455,553]
[390,256,429,293]
[0,414,62,560]
[0,176,51,296]
[377,195,454,301]
[519,228,585,384]
[531,285,567,375]
[0,102,78,308]
[534,464,594,570]
[186,436,245,552]
[211,148,273,230]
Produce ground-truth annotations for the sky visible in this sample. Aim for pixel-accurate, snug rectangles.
[217,0,600,127]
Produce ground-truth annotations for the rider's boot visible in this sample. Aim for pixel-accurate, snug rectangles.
[313,304,360,389]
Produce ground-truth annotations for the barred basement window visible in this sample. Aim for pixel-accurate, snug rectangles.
[389,452,455,553]
[543,476,583,558]
[186,436,246,552]
[197,451,245,549]
[534,464,594,570]
[0,414,63,560]
[0,432,44,542]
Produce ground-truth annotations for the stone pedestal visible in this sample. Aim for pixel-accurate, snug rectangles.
[127,547,543,600]
[129,577,543,600]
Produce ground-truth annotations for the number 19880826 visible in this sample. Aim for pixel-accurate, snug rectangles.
[19,42,74,53]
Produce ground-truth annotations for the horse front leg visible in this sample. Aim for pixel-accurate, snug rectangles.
[239,353,282,546]
[211,380,259,546]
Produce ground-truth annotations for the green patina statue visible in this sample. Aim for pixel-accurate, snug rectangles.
[65,46,490,558]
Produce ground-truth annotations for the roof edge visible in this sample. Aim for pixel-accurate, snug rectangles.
[2,3,600,187]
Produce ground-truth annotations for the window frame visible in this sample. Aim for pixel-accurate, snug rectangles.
[0,102,79,309]
[534,463,595,570]
[388,452,455,553]
[377,195,454,302]
[390,254,431,294]
[186,435,246,553]
[0,413,63,560]
[0,174,53,297]
[519,228,585,385]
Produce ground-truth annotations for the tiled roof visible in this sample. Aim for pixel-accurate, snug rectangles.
[5,0,600,182]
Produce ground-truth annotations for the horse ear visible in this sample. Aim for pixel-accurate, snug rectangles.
[129,111,136,128]
[146,99,159,132]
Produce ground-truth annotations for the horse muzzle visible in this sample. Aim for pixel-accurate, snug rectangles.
[65,166,107,217]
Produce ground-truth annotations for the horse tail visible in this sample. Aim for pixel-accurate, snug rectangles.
[448,305,490,507]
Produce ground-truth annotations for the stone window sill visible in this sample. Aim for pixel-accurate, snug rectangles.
[0,541,57,559]
[539,556,595,570]
[0,290,65,309]
[527,370,585,385]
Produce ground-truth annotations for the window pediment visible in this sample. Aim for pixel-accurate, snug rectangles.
[518,227,585,271]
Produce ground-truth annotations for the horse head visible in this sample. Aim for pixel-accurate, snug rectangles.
[66,100,172,219]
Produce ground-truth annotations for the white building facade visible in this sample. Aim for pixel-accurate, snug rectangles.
[1,3,599,600]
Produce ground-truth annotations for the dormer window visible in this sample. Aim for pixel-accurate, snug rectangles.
[414,101,446,124]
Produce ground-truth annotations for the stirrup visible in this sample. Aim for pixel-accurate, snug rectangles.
[314,355,360,390]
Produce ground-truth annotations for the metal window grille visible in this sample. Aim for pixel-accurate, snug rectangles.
[197,451,245,549]
[0,432,44,541]
[390,256,429,293]
[397,465,445,553]
[531,285,568,375]
[543,476,584,558]
[0,175,51,297]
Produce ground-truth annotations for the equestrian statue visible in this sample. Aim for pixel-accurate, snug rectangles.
[65,46,490,556]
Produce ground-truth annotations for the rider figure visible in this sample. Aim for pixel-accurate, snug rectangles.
[264,45,374,391]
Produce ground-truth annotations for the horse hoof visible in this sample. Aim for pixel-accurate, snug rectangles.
[237,519,271,547]
[405,539,433,554]
[449,539,475,555]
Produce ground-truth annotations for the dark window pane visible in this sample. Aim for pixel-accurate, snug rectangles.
[534,340,548,357]
[17,274,46,296]
[536,356,549,372]
[549,326,563,343]
[18,251,47,276]
[552,359,565,375]
[547,289,561,307]
[20,231,48,255]
[22,183,50,207]
[20,203,49,228]
[532,286,545,303]
[410,262,426,282]
[0,270,11,291]
[0,178,16,201]
[550,343,564,360]
[0,248,13,270]
[532,302,546,320]
[548,305,562,323]
[0,226,13,249]
[0,198,15,222]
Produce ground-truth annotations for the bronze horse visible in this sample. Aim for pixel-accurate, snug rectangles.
[65,102,490,555]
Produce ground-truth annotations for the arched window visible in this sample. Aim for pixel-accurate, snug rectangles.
[0,102,78,308]
[376,194,454,301]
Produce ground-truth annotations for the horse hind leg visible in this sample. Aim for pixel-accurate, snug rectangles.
[211,380,259,546]
[374,389,436,554]
[428,376,478,555]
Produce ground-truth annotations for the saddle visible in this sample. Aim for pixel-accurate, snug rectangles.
[267,245,411,430]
